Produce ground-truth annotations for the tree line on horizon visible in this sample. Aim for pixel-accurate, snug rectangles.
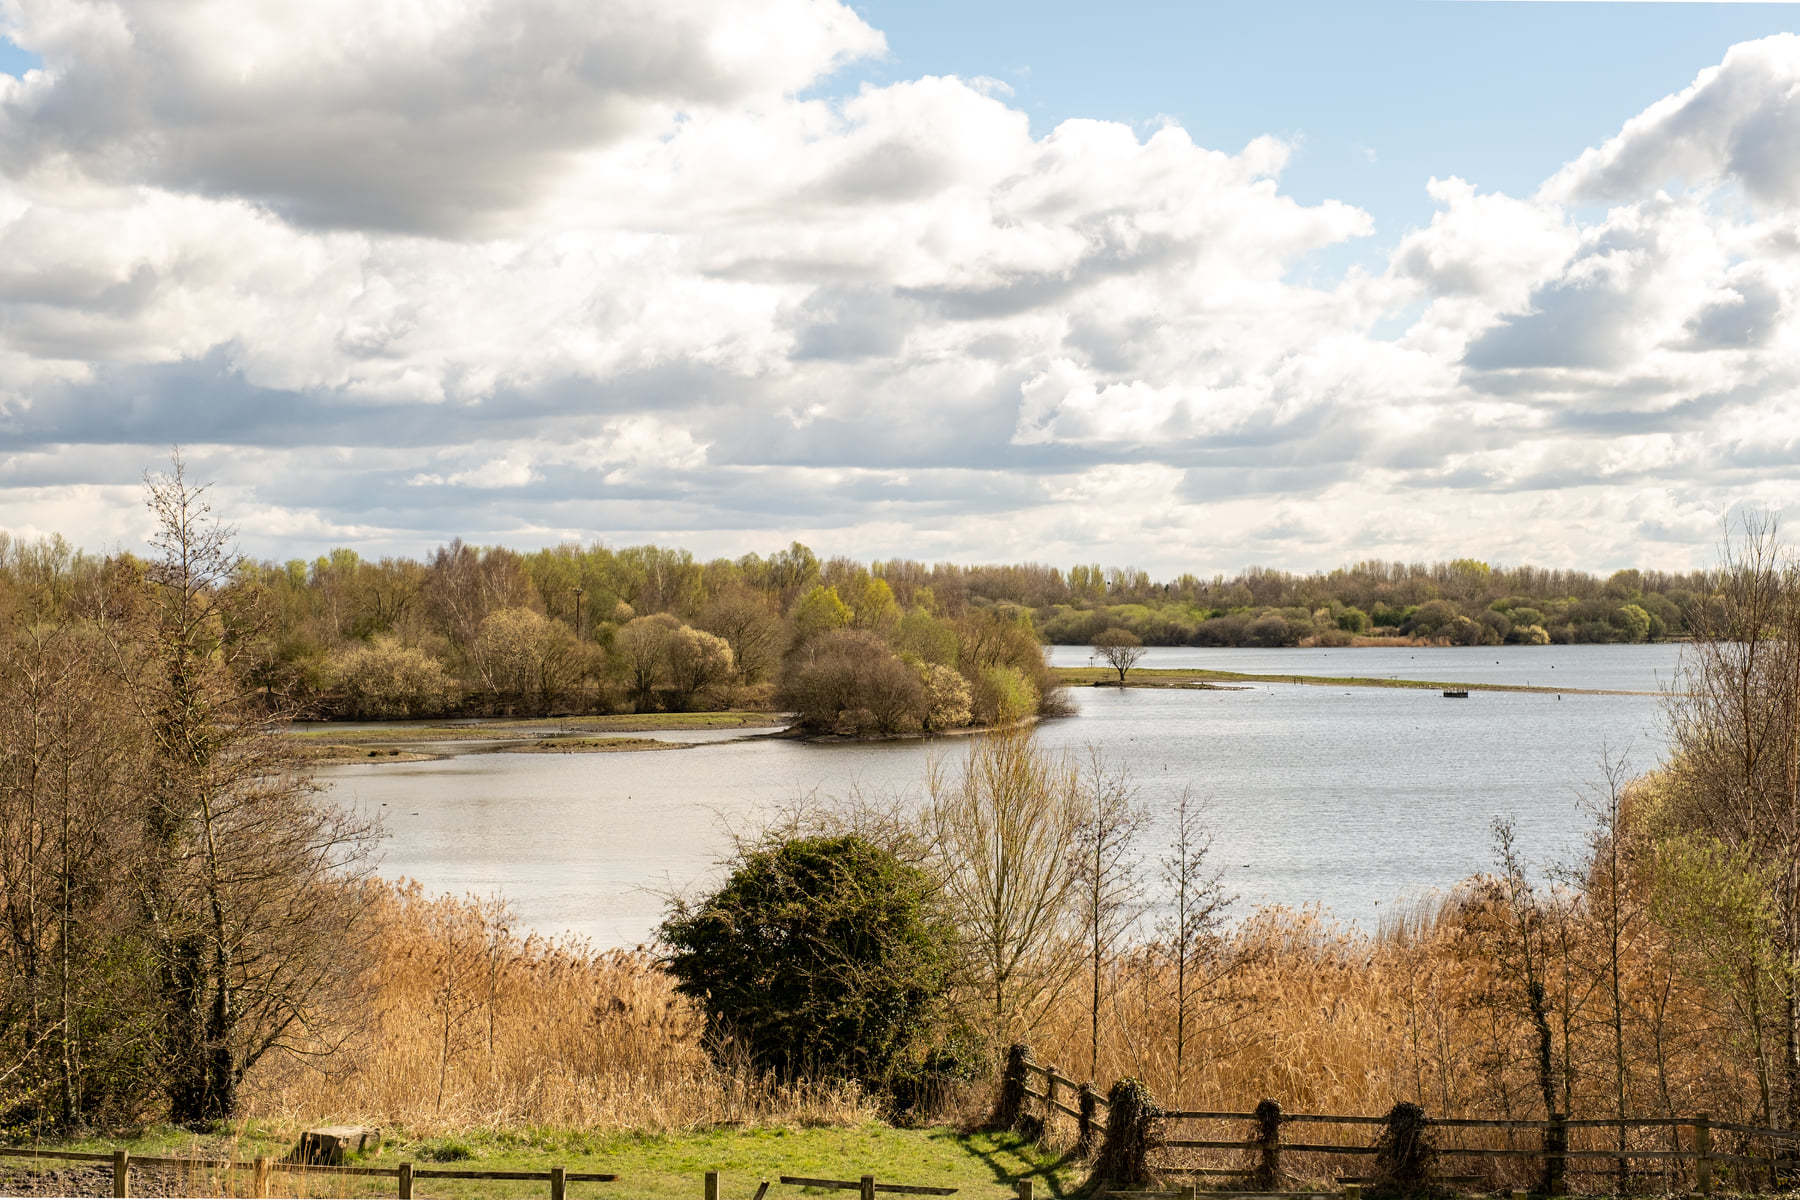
[0,531,1705,725]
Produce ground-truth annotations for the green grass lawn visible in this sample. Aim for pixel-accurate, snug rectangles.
[1,1124,1078,1200]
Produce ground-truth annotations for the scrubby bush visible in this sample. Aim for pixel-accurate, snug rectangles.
[919,662,973,730]
[328,636,455,718]
[894,608,960,665]
[660,835,957,1088]
[472,606,589,713]
[1246,613,1299,647]
[778,629,927,735]
[971,664,1038,727]
[664,626,735,710]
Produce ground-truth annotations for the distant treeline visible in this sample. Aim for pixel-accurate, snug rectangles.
[0,534,1701,724]
[1025,559,1707,648]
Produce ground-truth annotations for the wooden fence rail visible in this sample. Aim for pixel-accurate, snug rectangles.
[1001,1049,1800,1195]
[0,1149,965,1200]
[0,1145,617,1199]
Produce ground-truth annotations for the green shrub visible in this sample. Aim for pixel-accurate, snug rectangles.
[971,665,1038,726]
[660,835,957,1088]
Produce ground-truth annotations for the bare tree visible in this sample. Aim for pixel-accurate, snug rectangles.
[1070,748,1146,1079]
[1470,818,1565,1192]
[927,731,1085,1044]
[1092,627,1146,683]
[1158,788,1233,1096]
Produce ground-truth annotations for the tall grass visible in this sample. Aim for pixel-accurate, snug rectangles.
[1026,895,1739,1123]
[244,875,1764,1164]
[246,882,872,1135]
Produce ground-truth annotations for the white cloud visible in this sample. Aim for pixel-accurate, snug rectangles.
[1543,34,1800,209]
[2,11,1800,573]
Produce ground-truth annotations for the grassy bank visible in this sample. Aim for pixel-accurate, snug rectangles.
[0,1126,1073,1200]
[1052,666,1654,696]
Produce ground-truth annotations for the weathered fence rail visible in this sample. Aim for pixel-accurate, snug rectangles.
[0,1145,617,1198]
[998,1047,1800,1195]
[0,1149,969,1200]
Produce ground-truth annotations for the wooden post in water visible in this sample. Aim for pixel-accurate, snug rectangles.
[551,1165,567,1200]
[1695,1113,1713,1196]
[399,1162,414,1200]
[111,1149,129,1199]
[253,1155,271,1198]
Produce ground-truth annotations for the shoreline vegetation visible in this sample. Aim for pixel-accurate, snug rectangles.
[285,711,785,765]
[281,656,1660,770]
[3,523,1697,747]
[1053,665,1661,696]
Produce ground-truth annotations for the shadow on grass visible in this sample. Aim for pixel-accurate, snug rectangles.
[949,1131,1085,1199]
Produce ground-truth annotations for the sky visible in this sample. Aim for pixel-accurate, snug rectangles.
[1,1,1799,576]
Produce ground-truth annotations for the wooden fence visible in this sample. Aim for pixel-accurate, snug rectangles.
[0,1149,967,1200]
[1001,1049,1800,1195]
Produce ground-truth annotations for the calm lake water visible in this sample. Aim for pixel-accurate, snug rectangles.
[320,643,1684,948]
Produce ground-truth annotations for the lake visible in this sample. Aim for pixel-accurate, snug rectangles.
[320,643,1684,948]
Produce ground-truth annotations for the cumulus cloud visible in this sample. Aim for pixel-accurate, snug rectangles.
[2,7,1800,572]
[1543,34,1800,209]
[0,0,884,234]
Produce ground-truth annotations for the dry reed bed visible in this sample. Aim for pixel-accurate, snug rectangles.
[246,882,873,1135]
[247,884,1773,1155]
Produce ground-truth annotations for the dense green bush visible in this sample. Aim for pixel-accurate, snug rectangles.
[659,835,957,1088]
[971,664,1038,726]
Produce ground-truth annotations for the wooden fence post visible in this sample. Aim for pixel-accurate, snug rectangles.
[1251,1098,1283,1190]
[112,1149,128,1199]
[551,1165,567,1200]
[253,1155,271,1199]
[1343,1185,1362,1200]
[1544,1111,1567,1197]
[1076,1083,1099,1157]
[1085,1078,1161,1191]
[1695,1113,1713,1196]
[1046,1066,1061,1126]
[996,1043,1030,1130]
[1016,1179,1034,1200]
[1510,1190,1527,1200]
[860,1174,876,1200]
[399,1162,413,1200]
[706,1170,720,1200]
[1179,1184,1196,1200]
[1372,1101,1436,1195]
